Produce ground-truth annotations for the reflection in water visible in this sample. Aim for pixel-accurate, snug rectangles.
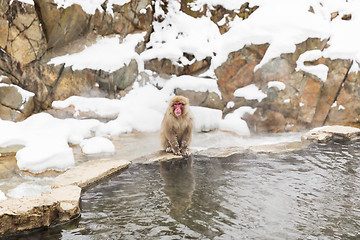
[6,140,360,240]
[160,157,195,218]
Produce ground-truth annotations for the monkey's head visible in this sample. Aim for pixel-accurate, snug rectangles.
[169,96,189,117]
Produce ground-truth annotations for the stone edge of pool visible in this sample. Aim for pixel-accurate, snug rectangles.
[1,125,360,237]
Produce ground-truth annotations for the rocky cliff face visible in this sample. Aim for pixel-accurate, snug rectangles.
[0,0,359,132]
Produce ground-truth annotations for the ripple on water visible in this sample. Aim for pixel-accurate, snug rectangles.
[14,140,360,240]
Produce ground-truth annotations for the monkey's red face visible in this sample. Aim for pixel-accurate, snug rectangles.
[173,102,184,116]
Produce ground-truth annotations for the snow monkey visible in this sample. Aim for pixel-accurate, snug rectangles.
[160,96,194,157]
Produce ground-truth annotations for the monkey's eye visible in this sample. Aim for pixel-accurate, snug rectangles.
[173,102,184,107]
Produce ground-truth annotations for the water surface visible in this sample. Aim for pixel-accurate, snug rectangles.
[10,140,360,239]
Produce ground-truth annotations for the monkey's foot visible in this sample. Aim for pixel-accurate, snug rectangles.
[165,147,172,153]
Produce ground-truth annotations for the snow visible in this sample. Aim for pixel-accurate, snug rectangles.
[53,0,131,15]
[219,107,256,136]
[7,182,51,199]
[0,113,100,173]
[53,96,124,118]
[80,137,115,154]
[161,75,221,97]
[48,33,146,73]
[234,84,267,102]
[226,101,235,109]
[191,106,222,132]
[268,81,286,91]
[15,0,34,5]
[296,50,329,82]
[0,190,6,200]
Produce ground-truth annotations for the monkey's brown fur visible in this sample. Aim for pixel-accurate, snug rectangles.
[160,96,194,156]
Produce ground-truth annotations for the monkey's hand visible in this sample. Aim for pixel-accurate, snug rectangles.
[180,148,190,157]
[173,148,181,155]
[169,140,181,155]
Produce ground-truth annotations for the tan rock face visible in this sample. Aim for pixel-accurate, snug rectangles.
[34,0,89,49]
[299,76,322,124]
[215,44,269,102]
[310,59,352,127]
[1,2,46,64]
[326,70,360,127]
[0,83,34,121]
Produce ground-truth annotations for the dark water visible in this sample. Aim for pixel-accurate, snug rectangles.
[9,141,360,240]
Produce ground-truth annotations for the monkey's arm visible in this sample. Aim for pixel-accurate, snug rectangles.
[166,128,181,155]
[180,126,192,156]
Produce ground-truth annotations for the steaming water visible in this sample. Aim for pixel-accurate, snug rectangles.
[16,140,360,240]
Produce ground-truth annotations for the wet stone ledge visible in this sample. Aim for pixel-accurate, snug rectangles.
[301,125,360,143]
[0,159,130,237]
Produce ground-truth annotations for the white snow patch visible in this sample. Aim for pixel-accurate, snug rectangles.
[7,182,51,199]
[80,137,115,154]
[234,84,267,102]
[219,106,256,136]
[161,75,221,96]
[267,81,286,91]
[48,32,146,73]
[331,101,337,108]
[53,0,130,15]
[53,96,123,118]
[338,105,345,110]
[191,106,222,132]
[16,0,34,5]
[0,113,100,173]
[0,190,7,200]
[296,50,329,82]
[226,101,235,109]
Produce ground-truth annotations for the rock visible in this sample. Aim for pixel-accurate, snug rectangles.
[97,60,138,93]
[298,76,322,124]
[174,89,224,110]
[250,110,287,133]
[0,83,34,121]
[310,59,352,127]
[144,57,211,76]
[34,0,89,49]
[0,185,81,236]
[91,0,153,40]
[52,159,131,189]
[215,44,269,102]
[301,125,360,143]
[326,70,360,126]
[1,1,47,64]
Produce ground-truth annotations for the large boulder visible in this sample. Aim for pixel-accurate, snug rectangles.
[0,1,47,64]
[0,80,34,121]
[34,0,89,49]
[215,44,269,102]
[326,69,360,127]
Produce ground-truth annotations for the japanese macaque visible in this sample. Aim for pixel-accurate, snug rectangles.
[160,96,194,157]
